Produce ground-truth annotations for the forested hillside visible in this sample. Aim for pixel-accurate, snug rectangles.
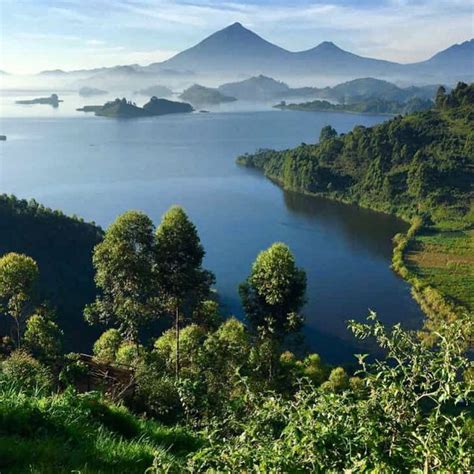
[0,195,102,349]
[1,205,472,472]
[239,83,474,328]
[240,83,473,227]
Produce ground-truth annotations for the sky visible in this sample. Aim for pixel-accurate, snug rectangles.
[0,0,473,74]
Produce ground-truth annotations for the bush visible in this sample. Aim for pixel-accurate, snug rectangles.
[1,350,52,393]
[23,310,63,363]
[93,328,123,363]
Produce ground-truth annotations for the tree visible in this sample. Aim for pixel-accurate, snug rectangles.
[239,243,306,379]
[155,206,214,377]
[435,85,446,108]
[0,253,39,348]
[84,211,159,342]
[23,306,63,363]
[319,125,337,143]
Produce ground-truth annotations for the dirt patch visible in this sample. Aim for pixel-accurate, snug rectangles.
[406,250,474,268]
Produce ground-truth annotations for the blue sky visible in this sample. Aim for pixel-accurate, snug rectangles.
[1,0,472,74]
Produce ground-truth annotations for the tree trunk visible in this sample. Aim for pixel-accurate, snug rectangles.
[15,317,20,349]
[175,305,180,378]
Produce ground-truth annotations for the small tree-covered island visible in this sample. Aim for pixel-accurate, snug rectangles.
[78,97,194,118]
[0,83,472,472]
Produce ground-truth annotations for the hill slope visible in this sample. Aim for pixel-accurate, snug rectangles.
[0,195,103,351]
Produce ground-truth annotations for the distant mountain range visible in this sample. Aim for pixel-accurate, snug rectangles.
[146,23,473,84]
[32,23,473,87]
[216,76,440,103]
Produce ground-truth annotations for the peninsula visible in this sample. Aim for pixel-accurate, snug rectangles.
[16,94,62,107]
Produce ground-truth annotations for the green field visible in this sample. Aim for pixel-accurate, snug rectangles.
[406,229,474,312]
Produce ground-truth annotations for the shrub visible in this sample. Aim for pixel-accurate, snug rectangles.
[1,350,52,393]
[93,328,123,363]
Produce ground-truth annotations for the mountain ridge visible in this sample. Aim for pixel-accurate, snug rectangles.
[33,24,473,85]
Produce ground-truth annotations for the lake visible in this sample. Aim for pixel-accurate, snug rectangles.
[0,93,423,363]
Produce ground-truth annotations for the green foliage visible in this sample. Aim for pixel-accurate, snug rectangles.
[0,194,103,354]
[115,341,144,367]
[0,386,199,473]
[154,325,206,377]
[190,313,473,472]
[155,206,214,376]
[240,82,474,228]
[93,328,123,363]
[0,252,39,348]
[321,366,349,393]
[240,242,306,341]
[85,211,160,342]
[191,299,222,331]
[277,96,434,115]
[319,124,338,143]
[155,206,213,311]
[23,307,63,363]
[0,350,52,394]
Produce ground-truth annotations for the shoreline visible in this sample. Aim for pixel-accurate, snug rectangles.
[244,168,467,332]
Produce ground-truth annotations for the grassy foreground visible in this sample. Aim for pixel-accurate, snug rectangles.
[0,386,199,473]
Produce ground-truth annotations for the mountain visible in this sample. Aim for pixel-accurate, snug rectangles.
[134,85,173,97]
[38,69,68,76]
[78,87,108,97]
[180,84,236,105]
[218,75,291,100]
[33,25,473,86]
[151,22,290,75]
[295,42,399,76]
[319,78,440,103]
[407,39,474,82]
[148,24,473,84]
[148,23,402,80]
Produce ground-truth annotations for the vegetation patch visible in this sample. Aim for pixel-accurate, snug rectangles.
[406,229,474,312]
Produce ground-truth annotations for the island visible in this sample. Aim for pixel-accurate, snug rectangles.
[95,98,150,118]
[82,97,194,118]
[78,87,108,97]
[0,135,6,141]
[142,96,194,115]
[274,97,433,115]
[15,94,62,107]
[180,84,237,106]
[76,105,103,113]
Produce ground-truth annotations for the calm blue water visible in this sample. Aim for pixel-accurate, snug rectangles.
[0,97,423,362]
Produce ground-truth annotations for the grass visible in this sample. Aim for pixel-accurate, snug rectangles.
[0,385,201,473]
[406,229,474,312]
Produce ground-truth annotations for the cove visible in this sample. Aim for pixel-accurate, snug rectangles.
[0,98,424,363]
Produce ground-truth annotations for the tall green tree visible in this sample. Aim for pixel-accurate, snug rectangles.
[84,211,159,343]
[239,243,306,379]
[319,125,337,143]
[155,206,214,377]
[0,252,39,348]
[435,85,446,108]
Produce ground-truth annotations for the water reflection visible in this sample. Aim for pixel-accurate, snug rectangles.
[283,190,409,260]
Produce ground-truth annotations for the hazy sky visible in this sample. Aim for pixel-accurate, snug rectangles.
[1,0,473,74]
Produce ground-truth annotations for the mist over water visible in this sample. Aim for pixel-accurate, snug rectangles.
[0,103,423,363]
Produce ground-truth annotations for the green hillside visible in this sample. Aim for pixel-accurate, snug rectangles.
[239,83,474,327]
